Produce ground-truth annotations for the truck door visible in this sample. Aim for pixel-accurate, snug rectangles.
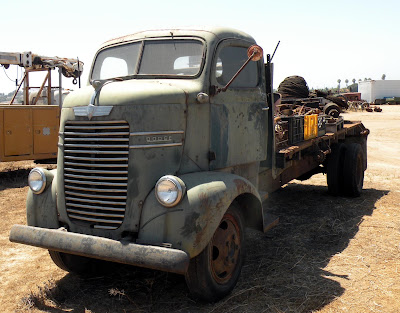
[209,40,268,170]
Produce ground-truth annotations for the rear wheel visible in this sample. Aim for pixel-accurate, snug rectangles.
[343,143,364,197]
[185,203,245,302]
[326,143,346,196]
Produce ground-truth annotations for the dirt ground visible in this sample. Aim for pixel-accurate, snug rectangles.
[1,106,399,313]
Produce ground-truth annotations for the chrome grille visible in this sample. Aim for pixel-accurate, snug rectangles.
[62,120,129,230]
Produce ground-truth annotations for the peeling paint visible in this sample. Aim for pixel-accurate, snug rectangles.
[180,211,201,238]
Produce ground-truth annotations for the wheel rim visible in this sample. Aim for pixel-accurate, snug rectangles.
[209,213,241,285]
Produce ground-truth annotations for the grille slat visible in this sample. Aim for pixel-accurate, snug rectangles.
[65,167,128,175]
[64,143,129,149]
[64,185,127,193]
[65,161,128,168]
[67,214,123,224]
[65,190,127,200]
[65,125,129,130]
[64,132,130,137]
[65,155,128,162]
[65,137,129,141]
[63,120,129,230]
[66,196,126,207]
[65,178,127,186]
[63,149,129,155]
[67,209,125,218]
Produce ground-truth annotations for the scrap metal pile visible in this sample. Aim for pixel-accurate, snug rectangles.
[274,76,347,149]
[276,75,348,118]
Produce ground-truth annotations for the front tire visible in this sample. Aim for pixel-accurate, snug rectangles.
[185,203,245,302]
[49,250,99,275]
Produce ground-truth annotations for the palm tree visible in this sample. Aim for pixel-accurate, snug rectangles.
[337,79,341,92]
[382,74,386,80]
[352,78,356,84]
[345,79,349,87]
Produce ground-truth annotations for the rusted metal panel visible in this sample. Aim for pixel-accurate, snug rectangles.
[208,39,268,170]
[138,171,263,258]
[9,225,189,275]
[26,169,59,229]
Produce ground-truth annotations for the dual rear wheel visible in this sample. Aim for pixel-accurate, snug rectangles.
[327,143,365,197]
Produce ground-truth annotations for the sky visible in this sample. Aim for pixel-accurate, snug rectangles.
[1,0,399,94]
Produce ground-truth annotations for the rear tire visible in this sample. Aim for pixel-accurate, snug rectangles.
[343,143,364,197]
[185,203,245,302]
[326,143,346,196]
[324,103,341,118]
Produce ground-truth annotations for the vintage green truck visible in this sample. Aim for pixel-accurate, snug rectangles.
[9,27,369,302]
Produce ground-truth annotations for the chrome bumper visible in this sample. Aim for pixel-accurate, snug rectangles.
[9,225,189,275]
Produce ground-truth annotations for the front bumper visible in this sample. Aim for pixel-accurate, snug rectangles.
[9,225,189,275]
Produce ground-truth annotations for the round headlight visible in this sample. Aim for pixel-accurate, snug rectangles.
[155,175,186,207]
[28,168,47,194]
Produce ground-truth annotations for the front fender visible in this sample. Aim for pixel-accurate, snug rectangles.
[27,169,59,229]
[138,171,261,258]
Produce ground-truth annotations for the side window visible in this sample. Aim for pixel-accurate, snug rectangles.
[215,45,258,88]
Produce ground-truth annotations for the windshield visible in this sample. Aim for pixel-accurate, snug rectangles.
[91,39,204,80]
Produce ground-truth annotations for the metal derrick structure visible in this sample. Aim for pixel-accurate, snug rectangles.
[0,51,83,106]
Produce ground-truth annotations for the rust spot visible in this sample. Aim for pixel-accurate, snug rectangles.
[191,193,214,248]
[199,192,212,211]
[234,179,249,194]
[180,212,201,238]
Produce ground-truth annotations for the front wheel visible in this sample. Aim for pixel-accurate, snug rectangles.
[185,203,245,302]
[49,250,100,275]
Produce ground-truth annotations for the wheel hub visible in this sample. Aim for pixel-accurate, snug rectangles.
[209,213,241,284]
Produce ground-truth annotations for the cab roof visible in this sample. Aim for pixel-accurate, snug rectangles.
[100,27,256,49]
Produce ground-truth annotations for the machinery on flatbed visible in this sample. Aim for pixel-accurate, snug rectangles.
[0,51,83,161]
[9,28,368,302]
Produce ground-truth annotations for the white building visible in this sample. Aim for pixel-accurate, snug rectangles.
[359,80,400,103]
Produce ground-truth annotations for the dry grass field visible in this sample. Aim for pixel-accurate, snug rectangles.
[1,106,399,312]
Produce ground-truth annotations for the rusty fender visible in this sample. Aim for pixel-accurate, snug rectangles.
[138,171,262,259]
[26,169,59,229]
[9,224,189,275]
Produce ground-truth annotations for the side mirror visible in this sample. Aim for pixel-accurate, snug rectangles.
[216,44,263,94]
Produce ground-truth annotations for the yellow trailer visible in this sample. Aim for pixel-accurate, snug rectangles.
[0,105,59,161]
[0,51,83,162]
